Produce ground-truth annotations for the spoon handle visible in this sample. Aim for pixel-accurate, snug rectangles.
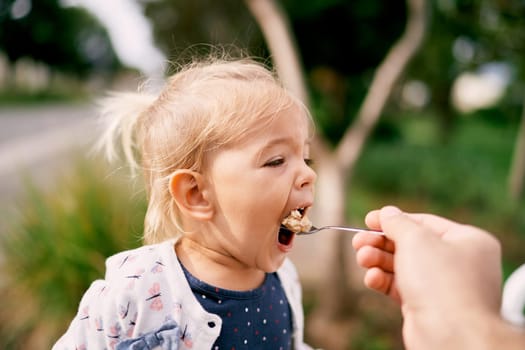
[321,226,384,235]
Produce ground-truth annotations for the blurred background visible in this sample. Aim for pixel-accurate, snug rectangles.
[1,0,524,349]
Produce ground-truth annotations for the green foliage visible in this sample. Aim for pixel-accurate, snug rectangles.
[347,293,404,350]
[285,0,406,75]
[359,116,516,207]
[0,0,119,75]
[0,158,145,349]
[404,0,525,141]
[0,87,88,105]
[144,0,264,59]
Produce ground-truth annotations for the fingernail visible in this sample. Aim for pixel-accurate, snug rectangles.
[380,206,402,219]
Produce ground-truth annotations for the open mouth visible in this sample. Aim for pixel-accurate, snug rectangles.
[279,225,295,246]
[279,208,311,245]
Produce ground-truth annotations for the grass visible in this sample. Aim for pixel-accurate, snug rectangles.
[0,158,145,349]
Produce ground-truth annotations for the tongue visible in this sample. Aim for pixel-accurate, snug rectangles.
[278,225,294,245]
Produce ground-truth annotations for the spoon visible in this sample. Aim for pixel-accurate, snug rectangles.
[280,225,383,236]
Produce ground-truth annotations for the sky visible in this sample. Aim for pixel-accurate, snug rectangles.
[61,0,167,83]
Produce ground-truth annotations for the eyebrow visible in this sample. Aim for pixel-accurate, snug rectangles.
[258,136,311,156]
[262,137,291,149]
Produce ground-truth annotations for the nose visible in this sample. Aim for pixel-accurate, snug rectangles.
[296,160,317,189]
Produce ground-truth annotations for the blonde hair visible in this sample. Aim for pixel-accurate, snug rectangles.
[97,56,311,244]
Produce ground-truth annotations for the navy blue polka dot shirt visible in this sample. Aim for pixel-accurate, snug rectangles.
[181,263,293,349]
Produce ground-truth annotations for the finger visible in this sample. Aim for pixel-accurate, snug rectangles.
[356,246,394,273]
[363,267,394,294]
[379,205,463,236]
[363,268,401,304]
[352,231,384,249]
[370,206,461,237]
[352,232,395,253]
[364,209,381,230]
[404,212,461,237]
[368,206,451,246]
[405,212,495,247]
[379,206,440,244]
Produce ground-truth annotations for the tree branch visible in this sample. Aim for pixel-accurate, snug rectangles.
[336,0,429,169]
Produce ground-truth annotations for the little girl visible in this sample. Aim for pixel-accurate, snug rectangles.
[53,56,316,349]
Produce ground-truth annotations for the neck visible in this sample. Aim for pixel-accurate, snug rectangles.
[174,237,265,291]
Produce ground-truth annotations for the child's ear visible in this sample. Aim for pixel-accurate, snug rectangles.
[169,170,213,221]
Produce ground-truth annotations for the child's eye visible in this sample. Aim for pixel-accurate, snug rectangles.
[264,157,285,167]
[304,158,314,167]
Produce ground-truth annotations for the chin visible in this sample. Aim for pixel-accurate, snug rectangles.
[263,255,287,273]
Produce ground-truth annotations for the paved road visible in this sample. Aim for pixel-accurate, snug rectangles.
[0,103,98,229]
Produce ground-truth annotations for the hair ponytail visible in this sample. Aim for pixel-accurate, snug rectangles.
[95,90,182,244]
[95,91,156,175]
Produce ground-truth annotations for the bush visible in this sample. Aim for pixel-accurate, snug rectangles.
[0,158,145,349]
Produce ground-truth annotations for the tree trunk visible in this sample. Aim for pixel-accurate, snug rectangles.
[509,95,525,199]
[313,1,428,347]
[244,0,309,107]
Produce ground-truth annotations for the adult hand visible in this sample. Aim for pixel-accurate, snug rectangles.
[352,206,505,349]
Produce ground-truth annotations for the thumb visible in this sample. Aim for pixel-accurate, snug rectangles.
[379,206,430,244]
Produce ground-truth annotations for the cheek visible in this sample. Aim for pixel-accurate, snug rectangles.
[215,181,284,232]
[208,154,291,228]
[213,177,259,220]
